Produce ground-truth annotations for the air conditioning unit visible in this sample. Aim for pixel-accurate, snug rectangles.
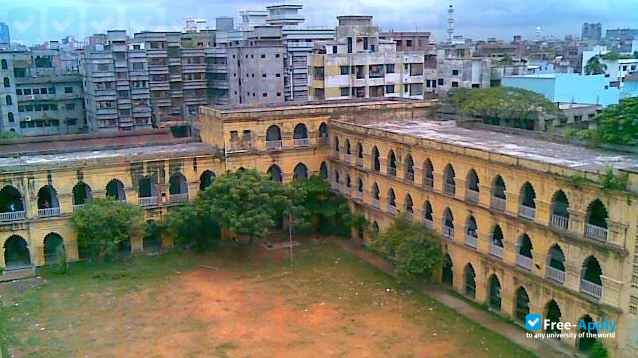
[24,116,32,121]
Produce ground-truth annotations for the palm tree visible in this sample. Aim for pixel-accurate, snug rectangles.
[585,56,607,75]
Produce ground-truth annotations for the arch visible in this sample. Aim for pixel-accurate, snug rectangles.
[549,190,569,230]
[443,164,456,194]
[492,175,507,205]
[371,146,380,171]
[372,182,380,200]
[43,233,65,265]
[423,200,433,221]
[199,170,215,191]
[466,169,480,192]
[547,244,566,272]
[3,235,31,268]
[169,172,188,195]
[544,300,562,336]
[491,225,504,247]
[404,154,414,181]
[5,94,12,106]
[267,164,283,183]
[387,188,396,207]
[443,207,454,229]
[465,215,478,237]
[423,159,434,187]
[519,181,537,208]
[266,124,282,141]
[0,185,25,214]
[319,161,328,179]
[404,193,414,213]
[334,169,340,184]
[345,139,351,155]
[371,221,380,236]
[318,122,328,139]
[1,59,7,70]
[581,256,603,289]
[488,274,502,311]
[293,163,309,181]
[334,136,340,152]
[387,150,397,176]
[138,176,158,198]
[293,123,308,139]
[37,185,60,209]
[464,263,476,298]
[518,233,533,258]
[514,287,530,323]
[442,254,453,286]
[356,142,364,159]
[585,199,608,229]
[106,179,126,201]
[72,181,93,206]
[577,314,598,352]
[345,174,351,188]
[357,177,364,193]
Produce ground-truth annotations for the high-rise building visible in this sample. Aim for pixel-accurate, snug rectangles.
[581,23,602,42]
[0,22,9,49]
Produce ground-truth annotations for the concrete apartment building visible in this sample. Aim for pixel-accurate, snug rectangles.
[0,22,9,49]
[308,16,425,101]
[582,23,602,42]
[379,31,434,52]
[0,47,86,136]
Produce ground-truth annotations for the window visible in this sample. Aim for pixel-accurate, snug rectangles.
[49,87,55,94]
[40,88,47,94]
[275,73,281,77]
[260,54,265,59]
[340,66,349,75]
[7,112,14,122]
[452,69,459,76]
[16,89,22,95]
[117,90,129,98]
[385,85,395,94]
[64,87,73,94]
[406,39,413,47]
[262,74,266,78]
[332,46,337,54]
[132,62,144,71]
[65,103,75,110]
[33,88,40,95]
[438,78,444,86]
[3,77,10,88]
[275,54,280,58]
[386,64,395,73]
[574,115,583,122]
[452,81,459,88]
[5,95,11,105]
[97,64,109,72]
[262,93,267,97]
[471,83,480,88]
[0,59,7,70]
[65,118,77,126]
[340,87,350,97]
[23,89,31,95]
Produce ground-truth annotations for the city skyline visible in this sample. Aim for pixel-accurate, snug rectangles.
[0,0,637,45]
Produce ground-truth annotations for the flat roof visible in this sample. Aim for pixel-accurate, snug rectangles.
[358,120,638,173]
[0,143,218,173]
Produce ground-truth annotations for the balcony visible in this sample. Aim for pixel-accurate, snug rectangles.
[266,140,283,151]
[0,211,26,222]
[405,172,415,182]
[356,158,364,168]
[423,218,434,230]
[387,167,397,177]
[372,199,380,209]
[489,244,504,259]
[516,254,533,271]
[546,266,566,284]
[444,183,456,196]
[170,193,189,203]
[423,177,433,190]
[466,189,479,203]
[388,205,398,215]
[139,196,159,207]
[585,224,608,241]
[465,234,478,249]
[443,226,454,240]
[519,205,536,220]
[38,207,61,218]
[293,138,310,147]
[550,214,569,231]
[580,279,602,299]
[491,197,506,212]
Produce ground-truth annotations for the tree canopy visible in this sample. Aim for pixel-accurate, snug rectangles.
[71,198,145,261]
[163,202,220,251]
[584,56,607,75]
[582,97,638,145]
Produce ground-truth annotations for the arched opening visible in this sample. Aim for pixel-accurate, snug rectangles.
[372,183,380,200]
[37,185,60,216]
[464,263,476,298]
[442,207,454,239]
[443,164,456,195]
[550,190,570,230]
[491,175,507,211]
[544,300,562,337]
[466,169,480,202]
[387,188,397,211]
[404,154,414,181]
[442,254,453,286]
[345,174,351,189]
[372,146,380,171]
[546,244,566,284]
[43,233,65,265]
[293,123,309,144]
[106,179,126,201]
[465,215,478,248]
[138,176,159,206]
[169,173,189,202]
[334,136,340,152]
[266,125,282,150]
[581,256,603,299]
[345,139,351,155]
[387,150,397,176]
[517,234,534,270]
[404,194,414,215]
[371,221,380,238]
[356,142,364,159]
[357,177,364,194]
[423,159,434,188]
[318,122,328,142]
[519,182,537,220]
[422,200,434,228]
[490,225,505,258]
[3,235,31,269]
[267,164,283,183]
[320,161,328,179]
[0,185,25,221]
[334,169,340,185]
[143,219,162,253]
[514,287,530,323]
[293,163,309,181]
[199,170,215,191]
[488,274,502,311]
[577,315,599,353]
[585,199,608,241]
[72,182,93,208]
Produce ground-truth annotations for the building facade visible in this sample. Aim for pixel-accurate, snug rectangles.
[0,22,9,49]
[582,23,602,43]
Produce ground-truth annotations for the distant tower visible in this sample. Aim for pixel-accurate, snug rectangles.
[535,26,542,41]
[447,1,455,42]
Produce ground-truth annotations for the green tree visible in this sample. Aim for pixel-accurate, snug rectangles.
[584,98,638,145]
[198,169,287,243]
[71,198,145,261]
[585,56,607,75]
[371,215,442,281]
[164,202,221,251]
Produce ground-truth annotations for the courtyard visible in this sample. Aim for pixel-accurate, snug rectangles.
[1,239,536,358]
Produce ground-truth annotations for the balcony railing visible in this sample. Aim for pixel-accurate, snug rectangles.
[38,207,61,217]
[139,196,159,207]
[293,138,310,147]
[170,193,189,203]
[443,226,454,240]
[516,254,533,271]
[344,154,352,163]
[550,214,569,231]
[266,140,283,151]
[465,234,478,249]
[405,172,415,182]
[387,167,397,176]
[546,266,566,284]
[356,157,364,167]
[580,279,603,299]
[388,204,398,215]
[0,210,26,222]
[372,199,380,209]
[354,191,363,200]
[491,197,506,211]
[423,177,433,190]
[585,224,608,241]
[489,244,504,259]
[423,218,434,230]
[73,204,86,212]
[519,205,536,220]
[466,189,479,203]
[444,183,456,195]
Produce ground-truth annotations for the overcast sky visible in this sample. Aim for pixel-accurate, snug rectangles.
[1,0,637,45]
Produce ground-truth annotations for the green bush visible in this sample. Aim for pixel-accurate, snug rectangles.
[164,202,221,251]
[589,341,608,358]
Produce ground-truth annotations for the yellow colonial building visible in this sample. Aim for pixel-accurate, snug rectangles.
[1,98,637,357]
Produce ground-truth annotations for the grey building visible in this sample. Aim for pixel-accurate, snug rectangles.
[0,23,9,49]
[582,23,602,42]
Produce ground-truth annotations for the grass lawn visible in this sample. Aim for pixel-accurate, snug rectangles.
[1,239,536,358]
